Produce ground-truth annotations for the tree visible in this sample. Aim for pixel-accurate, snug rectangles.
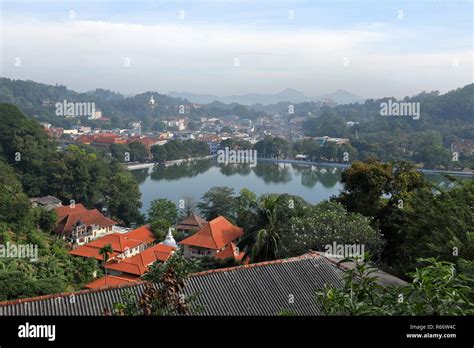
[235,188,257,227]
[336,159,393,217]
[197,256,240,271]
[379,179,474,276]
[129,141,149,162]
[36,208,57,232]
[114,251,201,315]
[254,136,292,159]
[178,195,197,219]
[110,143,129,162]
[303,112,348,138]
[103,172,143,226]
[98,244,113,286]
[197,186,238,221]
[0,160,32,230]
[282,201,384,258]
[238,195,282,262]
[317,257,473,315]
[147,198,178,239]
[151,145,167,163]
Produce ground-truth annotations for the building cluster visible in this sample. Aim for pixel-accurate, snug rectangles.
[41,108,359,164]
[40,112,305,157]
[31,196,246,290]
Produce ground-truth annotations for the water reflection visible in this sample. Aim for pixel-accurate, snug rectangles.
[130,159,467,201]
[150,160,212,181]
[252,162,292,184]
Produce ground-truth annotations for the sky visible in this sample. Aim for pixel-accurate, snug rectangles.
[0,0,472,99]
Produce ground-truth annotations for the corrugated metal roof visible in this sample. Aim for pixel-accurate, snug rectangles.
[0,253,344,316]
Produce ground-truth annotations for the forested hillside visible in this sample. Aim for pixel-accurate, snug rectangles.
[0,103,143,225]
[0,78,266,130]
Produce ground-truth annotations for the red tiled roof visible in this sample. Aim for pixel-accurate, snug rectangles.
[55,208,116,235]
[180,216,243,250]
[55,204,87,221]
[85,274,139,289]
[106,243,176,276]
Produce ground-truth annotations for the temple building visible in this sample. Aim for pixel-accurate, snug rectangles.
[175,213,207,235]
[179,216,245,262]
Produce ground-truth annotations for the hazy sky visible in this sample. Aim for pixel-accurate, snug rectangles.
[1,0,472,99]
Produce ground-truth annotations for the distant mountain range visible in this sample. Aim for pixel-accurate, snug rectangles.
[168,88,365,105]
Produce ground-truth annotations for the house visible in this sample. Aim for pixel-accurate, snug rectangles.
[105,243,176,278]
[30,195,62,210]
[179,216,245,261]
[81,228,176,289]
[175,213,207,234]
[54,204,117,245]
[0,252,405,316]
[69,224,156,261]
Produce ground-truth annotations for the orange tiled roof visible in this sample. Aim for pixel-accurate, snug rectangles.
[69,245,119,261]
[126,225,156,245]
[215,242,245,262]
[179,216,243,250]
[92,134,127,144]
[86,233,143,252]
[85,274,139,289]
[69,225,156,259]
[106,243,176,276]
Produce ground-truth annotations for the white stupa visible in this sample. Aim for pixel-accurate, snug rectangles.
[148,94,155,107]
[161,227,177,248]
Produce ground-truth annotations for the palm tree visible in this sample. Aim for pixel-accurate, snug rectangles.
[239,195,282,262]
[98,243,113,286]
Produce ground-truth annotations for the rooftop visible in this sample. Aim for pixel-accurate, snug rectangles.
[55,208,116,235]
[69,225,156,259]
[106,243,176,276]
[0,252,347,316]
[175,213,207,231]
[85,274,140,289]
[179,216,243,250]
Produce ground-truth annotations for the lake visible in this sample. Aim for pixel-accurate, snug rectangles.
[131,159,468,213]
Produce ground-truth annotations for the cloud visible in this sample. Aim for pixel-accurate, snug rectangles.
[1,18,472,98]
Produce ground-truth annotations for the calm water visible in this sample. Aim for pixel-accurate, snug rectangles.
[131,159,469,213]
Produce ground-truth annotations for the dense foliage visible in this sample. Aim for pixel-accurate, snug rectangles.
[151,139,210,162]
[0,103,145,299]
[317,257,473,315]
[0,103,143,226]
[300,85,474,169]
[0,77,265,131]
